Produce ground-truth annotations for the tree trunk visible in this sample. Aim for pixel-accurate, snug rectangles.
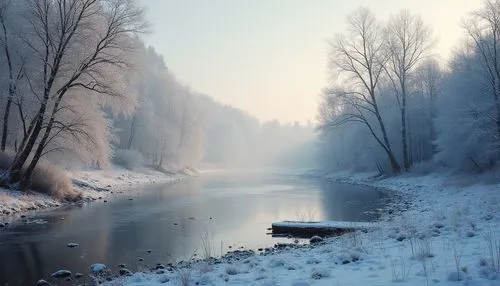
[127,114,137,149]
[1,88,13,151]
[401,104,410,171]
[1,17,15,152]
[372,94,401,173]
[19,95,63,190]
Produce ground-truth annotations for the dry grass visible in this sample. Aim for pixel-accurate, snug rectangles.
[1,152,81,201]
[31,163,82,201]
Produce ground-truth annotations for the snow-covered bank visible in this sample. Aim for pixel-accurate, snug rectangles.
[105,172,500,286]
[0,166,190,217]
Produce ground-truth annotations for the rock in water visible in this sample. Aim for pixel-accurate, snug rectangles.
[51,270,72,278]
[36,279,53,286]
[90,263,108,276]
[67,242,79,248]
[75,273,84,279]
[119,268,133,276]
[309,236,324,244]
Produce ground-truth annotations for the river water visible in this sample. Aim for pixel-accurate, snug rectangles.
[0,171,389,285]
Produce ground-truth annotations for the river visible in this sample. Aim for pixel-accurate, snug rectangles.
[0,171,389,285]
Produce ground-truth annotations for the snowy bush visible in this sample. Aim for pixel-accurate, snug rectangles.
[112,149,145,170]
[30,163,82,201]
[310,267,331,279]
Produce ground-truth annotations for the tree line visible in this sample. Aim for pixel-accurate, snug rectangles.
[317,0,500,175]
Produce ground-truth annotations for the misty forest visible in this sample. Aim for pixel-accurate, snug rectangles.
[0,1,500,286]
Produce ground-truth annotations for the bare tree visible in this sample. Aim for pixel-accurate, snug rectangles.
[0,0,25,152]
[1,0,145,189]
[384,10,433,171]
[464,0,500,160]
[328,8,401,173]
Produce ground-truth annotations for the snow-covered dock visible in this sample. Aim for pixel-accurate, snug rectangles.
[271,220,377,237]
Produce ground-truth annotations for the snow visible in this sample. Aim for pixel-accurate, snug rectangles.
[272,220,376,230]
[105,171,500,286]
[0,165,188,218]
[90,263,107,274]
[51,269,72,278]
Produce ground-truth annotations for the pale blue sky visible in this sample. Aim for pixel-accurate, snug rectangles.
[141,0,482,123]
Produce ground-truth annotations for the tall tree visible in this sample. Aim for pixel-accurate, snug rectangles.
[328,8,401,173]
[0,0,25,152]
[464,0,500,161]
[384,10,432,171]
[1,0,145,189]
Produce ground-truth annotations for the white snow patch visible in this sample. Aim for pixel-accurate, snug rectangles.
[0,165,189,217]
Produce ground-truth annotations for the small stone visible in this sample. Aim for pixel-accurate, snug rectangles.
[20,215,26,218]
[98,197,102,199]
[139,258,144,262]
[129,198,133,200]
[51,270,72,278]
[118,263,127,268]
[103,200,108,203]
[67,242,79,248]
[155,263,165,269]
[173,223,178,226]
[119,268,133,276]
[147,250,152,253]
[258,248,264,251]
[75,273,83,279]
[309,236,324,244]
[89,263,107,276]
[188,217,195,220]
[36,279,53,286]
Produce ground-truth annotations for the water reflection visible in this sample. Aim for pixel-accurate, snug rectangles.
[0,173,388,285]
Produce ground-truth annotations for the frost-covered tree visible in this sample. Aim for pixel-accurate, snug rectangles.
[434,0,500,172]
[0,0,145,189]
[326,8,401,173]
[384,10,433,170]
[114,46,205,169]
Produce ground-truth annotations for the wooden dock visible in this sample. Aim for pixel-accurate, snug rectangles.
[271,221,377,237]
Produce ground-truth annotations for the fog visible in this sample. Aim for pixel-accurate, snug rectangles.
[1,0,500,193]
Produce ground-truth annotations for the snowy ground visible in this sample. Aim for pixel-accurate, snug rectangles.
[105,171,500,286]
[0,166,188,217]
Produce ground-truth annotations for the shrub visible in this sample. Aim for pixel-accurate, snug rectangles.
[112,149,145,170]
[30,163,82,201]
[1,152,81,201]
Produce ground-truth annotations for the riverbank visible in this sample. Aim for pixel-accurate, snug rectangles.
[107,171,500,286]
[0,166,190,218]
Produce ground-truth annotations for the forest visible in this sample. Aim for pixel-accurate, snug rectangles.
[317,1,500,176]
[0,0,313,198]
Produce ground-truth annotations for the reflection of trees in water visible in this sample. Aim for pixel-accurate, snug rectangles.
[320,181,386,222]
[0,239,45,285]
